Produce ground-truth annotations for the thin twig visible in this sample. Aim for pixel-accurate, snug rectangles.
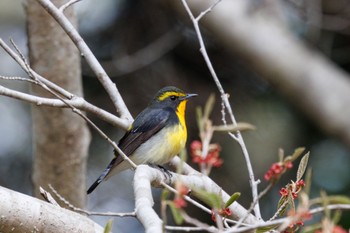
[0,38,72,99]
[165,225,211,232]
[160,180,212,215]
[181,211,218,233]
[0,39,129,129]
[59,0,82,12]
[269,200,289,221]
[0,75,39,84]
[233,183,273,229]
[180,0,262,219]
[9,41,137,169]
[46,185,136,217]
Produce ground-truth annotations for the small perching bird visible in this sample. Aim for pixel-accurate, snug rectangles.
[87,86,197,194]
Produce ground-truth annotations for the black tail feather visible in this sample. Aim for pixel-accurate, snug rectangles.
[87,158,116,194]
[87,177,103,194]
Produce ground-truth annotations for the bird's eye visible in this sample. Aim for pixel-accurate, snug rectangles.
[170,95,177,101]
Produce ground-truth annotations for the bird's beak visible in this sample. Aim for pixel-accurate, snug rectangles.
[180,93,198,100]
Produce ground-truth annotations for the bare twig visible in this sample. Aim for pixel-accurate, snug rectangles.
[160,181,212,215]
[0,39,129,129]
[35,0,132,121]
[59,0,82,12]
[40,186,60,206]
[165,225,212,232]
[0,84,127,128]
[7,39,137,170]
[45,185,136,217]
[180,0,262,219]
[181,211,218,233]
[0,38,73,99]
[233,183,273,229]
[0,75,39,84]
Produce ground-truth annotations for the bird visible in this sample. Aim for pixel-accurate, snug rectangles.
[87,86,197,194]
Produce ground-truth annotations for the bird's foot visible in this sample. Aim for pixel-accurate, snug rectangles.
[148,163,173,182]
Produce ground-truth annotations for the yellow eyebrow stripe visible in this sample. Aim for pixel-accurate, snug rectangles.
[158,91,186,101]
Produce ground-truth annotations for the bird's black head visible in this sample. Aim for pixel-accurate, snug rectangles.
[150,86,197,108]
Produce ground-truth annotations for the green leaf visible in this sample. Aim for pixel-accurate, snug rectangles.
[296,152,310,181]
[161,188,170,201]
[212,122,256,132]
[288,191,295,213]
[311,195,350,205]
[203,93,215,122]
[193,188,222,209]
[285,147,305,162]
[168,202,184,225]
[224,192,241,208]
[332,210,342,225]
[304,168,312,195]
[195,106,203,133]
[103,219,113,233]
[278,148,285,162]
[277,196,288,217]
[256,225,279,233]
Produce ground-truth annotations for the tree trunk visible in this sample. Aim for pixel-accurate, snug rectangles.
[26,0,90,208]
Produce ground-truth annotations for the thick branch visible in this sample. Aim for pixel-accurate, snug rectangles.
[0,186,103,233]
[133,165,258,233]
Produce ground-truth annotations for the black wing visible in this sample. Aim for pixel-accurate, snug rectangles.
[87,108,170,194]
[118,107,171,156]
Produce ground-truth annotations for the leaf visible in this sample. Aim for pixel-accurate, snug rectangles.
[195,106,204,133]
[103,219,113,233]
[256,225,279,233]
[168,202,184,225]
[296,152,310,181]
[332,210,342,225]
[285,147,305,162]
[203,93,215,122]
[213,122,256,132]
[278,148,284,162]
[193,188,222,209]
[288,191,295,213]
[224,192,241,208]
[304,168,312,195]
[311,195,350,205]
[161,188,170,201]
[276,196,288,217]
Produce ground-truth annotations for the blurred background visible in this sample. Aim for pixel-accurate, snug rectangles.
[1,0,350,232]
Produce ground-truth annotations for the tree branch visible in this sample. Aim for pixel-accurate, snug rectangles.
[35,0,132,121]
[179,0,261,220]
[0,84,128,129]
[0,186,104,233]
[133,165,259,233]
[172,0,350,146]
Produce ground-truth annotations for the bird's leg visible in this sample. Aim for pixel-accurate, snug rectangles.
[147,163,173,181]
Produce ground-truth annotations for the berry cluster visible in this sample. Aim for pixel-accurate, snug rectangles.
[264,160,293,182]
[211,207,232,222]
[279,180,305,199]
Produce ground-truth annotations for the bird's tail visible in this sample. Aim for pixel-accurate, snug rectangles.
[87,158,116,194]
